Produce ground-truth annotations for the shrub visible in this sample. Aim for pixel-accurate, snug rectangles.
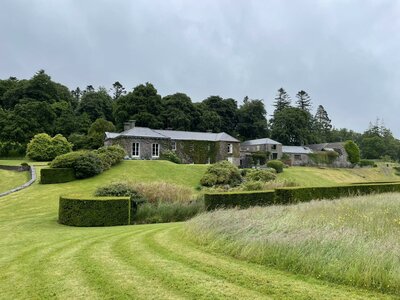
[245,169,276,182]
[359,159,376,167]
[59,195,130,226]
[160,150,181,164]
[344,140,360,164]
[241,181,264,191]
[95,182,144,202]
[200,161,242,187]
[205,190,276,210]
[266,160,284,173]
[74,152,102,179]
[51,151,86,169]
[26,133,72,161]
[309,151,339,165]
[96,145,126,165]
[40,168,75,184]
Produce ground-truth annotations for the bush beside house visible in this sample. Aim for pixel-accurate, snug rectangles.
[26,133,72,161]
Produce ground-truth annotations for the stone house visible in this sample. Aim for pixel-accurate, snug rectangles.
[240,138,282,167]
[282,146,313,166]
[104,120,240,165]
[306,142,351,167]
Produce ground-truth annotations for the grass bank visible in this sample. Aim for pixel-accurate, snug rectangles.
[277,165,399,186]
[186,193,400,295]
[0,169,30,193]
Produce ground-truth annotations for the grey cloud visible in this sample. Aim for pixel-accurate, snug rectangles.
[1,0,400,135]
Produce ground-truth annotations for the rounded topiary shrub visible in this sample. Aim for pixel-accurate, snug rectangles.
[74,152,102,179]
[266,160,284,173]
[344,140,361,164]
[200,160,242,187]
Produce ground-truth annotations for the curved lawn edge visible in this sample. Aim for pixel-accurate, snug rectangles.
[0,165,36,197]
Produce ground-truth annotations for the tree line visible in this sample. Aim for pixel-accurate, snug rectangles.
[0,70,399,160]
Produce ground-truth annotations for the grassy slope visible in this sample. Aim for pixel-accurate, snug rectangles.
[0,169,29,193]
[0,161,394,299]
[186,194,400,295]
[278,165,399,186]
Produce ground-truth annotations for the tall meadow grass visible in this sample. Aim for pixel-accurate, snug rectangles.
[185,193,400,294]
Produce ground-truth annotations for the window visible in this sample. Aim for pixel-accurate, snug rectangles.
[294,154,301,161]
[256,145,260,151]
[172,141,176,151]
[272,153,278,159]
[152,143,160,157]
[132,142,140,157]
[227,143,233,154]
[271,144,277,150]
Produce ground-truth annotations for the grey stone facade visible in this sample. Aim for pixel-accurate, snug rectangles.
[105,123,240,165]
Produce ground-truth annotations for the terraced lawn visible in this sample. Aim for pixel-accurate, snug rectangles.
[0,162,397,299]
[0,169,29,194]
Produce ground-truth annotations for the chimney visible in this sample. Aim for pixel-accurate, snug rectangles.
[124,120,136,131]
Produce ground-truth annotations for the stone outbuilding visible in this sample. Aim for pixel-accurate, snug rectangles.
[282,146,313,166]
[105,120,240,165]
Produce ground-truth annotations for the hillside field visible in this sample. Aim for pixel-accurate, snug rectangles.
[0,169,30,194]
[0,160,396,299]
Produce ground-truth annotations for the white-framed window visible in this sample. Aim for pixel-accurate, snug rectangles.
[294,154,301,161]
[132,142,140,157]
[152,143,160,157]
[172,141,176,151]
[227,143,233,154]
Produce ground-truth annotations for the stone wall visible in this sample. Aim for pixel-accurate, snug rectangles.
[108,137,170,159]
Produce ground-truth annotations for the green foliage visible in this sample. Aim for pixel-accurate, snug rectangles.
[95,145,126,170]
[26,133,72,161]
[308,151,339,165]
[266,160,284,173]
[40,168,75,184]
[245,169,276,182]
[0,141,25,157]
[87,118,116,149]
[161,93,199,131]
[50,151,86,169]
[73,152,102,179]
[205,190,276,210]
[236,98,268,140]
[95,182,143,201]
[205,182,400,210]
[181,140,218,164]
[251,151,270,165]
[344,140,360,164]
[240,181,264,191]
[77,88,113,122]
[200,161,241,187]
[160,150,181,164]
[58,195,130,226]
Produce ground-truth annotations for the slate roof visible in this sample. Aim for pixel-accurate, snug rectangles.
[241,138,281,146]
[105,127,239,142]
[306,142,345,152]
[282,146,313,154]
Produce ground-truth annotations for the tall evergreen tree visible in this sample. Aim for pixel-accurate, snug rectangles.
[273,88,291,113]
[314,105,332,142]
[111,81,126,100]
[296,90,312,111]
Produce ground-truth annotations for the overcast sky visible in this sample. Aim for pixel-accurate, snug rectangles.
[1,0,400,136]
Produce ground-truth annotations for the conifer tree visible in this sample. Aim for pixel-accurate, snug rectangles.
[273,88,291,113]
[296,90,312,111]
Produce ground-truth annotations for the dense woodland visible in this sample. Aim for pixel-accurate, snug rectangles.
[0,70,399,160]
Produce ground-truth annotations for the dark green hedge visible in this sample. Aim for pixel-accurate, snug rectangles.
[59,195,131,227]
[205,190,276,210]
[205,183,400,210]
[40,168,75,184]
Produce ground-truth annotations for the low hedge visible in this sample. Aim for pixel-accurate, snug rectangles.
[40,168,75,184]
[59,195,131,227]
[205,182,400,210]
[205,190,276,210]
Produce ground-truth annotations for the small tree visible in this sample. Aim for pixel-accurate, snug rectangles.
[344,140,360,164]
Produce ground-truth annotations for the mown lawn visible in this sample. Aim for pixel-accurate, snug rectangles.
[277,165,399,186]
[0,169,30,193]
[0,161,395,299]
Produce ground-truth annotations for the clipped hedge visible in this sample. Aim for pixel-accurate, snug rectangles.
[59,195,131,227]
[205,182,400,210]
[40,168,75,184]
[205,190,276,210]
